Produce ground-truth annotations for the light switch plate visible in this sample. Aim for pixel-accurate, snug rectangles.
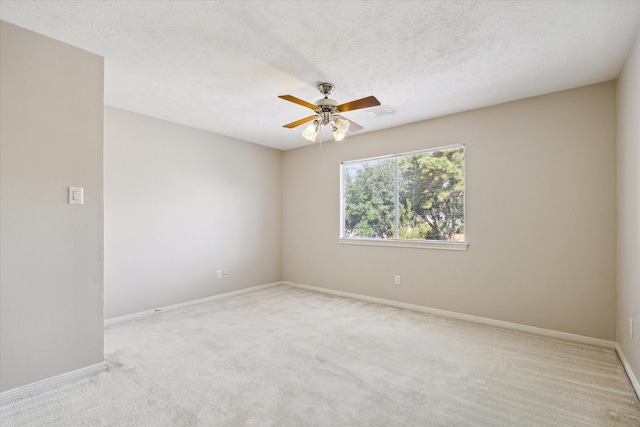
[68,186,83,205]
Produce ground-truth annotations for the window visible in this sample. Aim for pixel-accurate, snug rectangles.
[340,145,465,249]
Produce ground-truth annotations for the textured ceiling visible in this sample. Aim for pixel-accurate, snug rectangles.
[1,1,640,150]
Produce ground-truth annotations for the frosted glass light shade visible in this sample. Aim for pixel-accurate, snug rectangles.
[302,123,319,142]
[334,116,350,132]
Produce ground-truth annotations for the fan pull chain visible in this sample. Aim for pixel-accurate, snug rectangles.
[318,129,323,166]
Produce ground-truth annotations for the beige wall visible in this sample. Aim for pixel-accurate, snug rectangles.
[283,82,617,340]
[0,22,104,392]
[617,33,640,382]
[104,107,282,319]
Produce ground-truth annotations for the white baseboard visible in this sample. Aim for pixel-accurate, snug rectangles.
[283,281,617,349]
[616,344,640,399]
[104,282,281,327]
[0,362,108,405]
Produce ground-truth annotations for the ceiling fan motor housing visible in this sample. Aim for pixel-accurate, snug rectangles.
[315,103,339,125]
[315,85,339,125]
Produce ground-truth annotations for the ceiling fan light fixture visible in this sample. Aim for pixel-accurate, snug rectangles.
[302,121,319,142]
[334,116,350,132]
[332,125,346,142]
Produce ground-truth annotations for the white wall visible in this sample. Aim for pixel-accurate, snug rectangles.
[0,22,104,392]
[617,32,640,383]
[104,107,282,319]
[283,82,617,340]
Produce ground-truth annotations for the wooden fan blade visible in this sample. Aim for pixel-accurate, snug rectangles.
[278,95,318,110]
[348,120,364,132]
[337,96,381,112]
[283,115,317,129]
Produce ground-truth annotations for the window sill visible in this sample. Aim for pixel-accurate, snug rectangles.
[338,238,468,251]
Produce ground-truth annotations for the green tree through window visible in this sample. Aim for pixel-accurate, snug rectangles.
[342,145,464,242]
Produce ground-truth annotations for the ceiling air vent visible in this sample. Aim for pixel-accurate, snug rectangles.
[366,105,397,118]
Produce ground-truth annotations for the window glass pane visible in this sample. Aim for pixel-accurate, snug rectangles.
[343,158,395,238]
[341,145,465,243]
[398,147,465,241]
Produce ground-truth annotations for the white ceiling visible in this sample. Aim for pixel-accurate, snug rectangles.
[1,1,639,151]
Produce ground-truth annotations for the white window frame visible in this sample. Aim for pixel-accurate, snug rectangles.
[339,144,468,251]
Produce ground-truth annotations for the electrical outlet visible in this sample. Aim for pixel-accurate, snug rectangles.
[224,270,229,279]
[630,319,634,339]
[216,270,222,279]
[394,275,401,285]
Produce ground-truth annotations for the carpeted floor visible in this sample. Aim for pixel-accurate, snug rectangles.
[1,284,639,426]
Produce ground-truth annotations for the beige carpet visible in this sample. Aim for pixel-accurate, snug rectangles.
[1,285,639,426]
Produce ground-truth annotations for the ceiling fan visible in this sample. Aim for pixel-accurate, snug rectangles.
[279,83,381,142]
